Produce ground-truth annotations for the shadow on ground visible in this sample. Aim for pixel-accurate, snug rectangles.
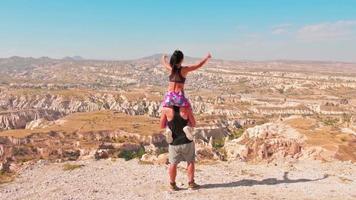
[201,172,329,189]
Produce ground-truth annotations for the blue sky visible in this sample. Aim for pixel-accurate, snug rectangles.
[1,0,356,61]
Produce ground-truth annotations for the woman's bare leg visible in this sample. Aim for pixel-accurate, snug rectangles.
[187,107,196,127]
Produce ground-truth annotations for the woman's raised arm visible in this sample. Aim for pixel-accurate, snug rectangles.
[184,53,212,73]
[160,109,168,129]
[161,54,172,72]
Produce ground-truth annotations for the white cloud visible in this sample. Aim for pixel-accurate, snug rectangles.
[272,28,287,35]
[271,24,292,35]
[297,20,356,40]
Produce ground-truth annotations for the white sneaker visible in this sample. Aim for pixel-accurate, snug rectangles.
[183,126,195,141]
[165,128,173,143]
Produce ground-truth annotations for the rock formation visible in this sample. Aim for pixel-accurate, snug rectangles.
[224,123,305,162]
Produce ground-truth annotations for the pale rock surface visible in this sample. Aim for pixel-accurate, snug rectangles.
[25,118,53,130]
[0,159,355,200]
[224,122,305,161]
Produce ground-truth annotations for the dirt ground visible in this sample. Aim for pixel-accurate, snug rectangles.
[0,158,355,200]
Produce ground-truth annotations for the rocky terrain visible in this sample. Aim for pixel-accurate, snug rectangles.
[0,158,355,200]
[0,55,355,199]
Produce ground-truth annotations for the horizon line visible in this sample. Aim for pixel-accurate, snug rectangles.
[1,54,356,64]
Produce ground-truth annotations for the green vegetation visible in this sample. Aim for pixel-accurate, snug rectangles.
[138,160,153,165]
[216,148,227,161]
[212,138,225,149]
[342,114,351,123]
[62,163,84,171]
[17,157,33,163]
[12,147,29,156]
[157,147,168,155]
[209,128,246,161]
[322,117,339,126]
[118,147,145,161]
[110,135,137,144]
[277,88,284,94]
[229,128,245,140]
[0,171,14,184]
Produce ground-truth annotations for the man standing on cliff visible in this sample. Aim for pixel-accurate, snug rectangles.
[160,106,199,191]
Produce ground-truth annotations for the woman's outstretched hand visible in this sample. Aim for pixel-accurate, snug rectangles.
[162,54,168,60]
[161,54,171,71]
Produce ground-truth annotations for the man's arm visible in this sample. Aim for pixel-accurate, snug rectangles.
[160,109,168,129]
[183,53,212,73]
[161,54,172,72]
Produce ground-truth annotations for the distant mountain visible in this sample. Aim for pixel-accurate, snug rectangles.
[138,54,202,63]
[139,54,163,60]
[63,56,84,61]
[0,53,356,66]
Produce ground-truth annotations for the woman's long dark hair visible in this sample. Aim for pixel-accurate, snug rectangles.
[169,50,184,70]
